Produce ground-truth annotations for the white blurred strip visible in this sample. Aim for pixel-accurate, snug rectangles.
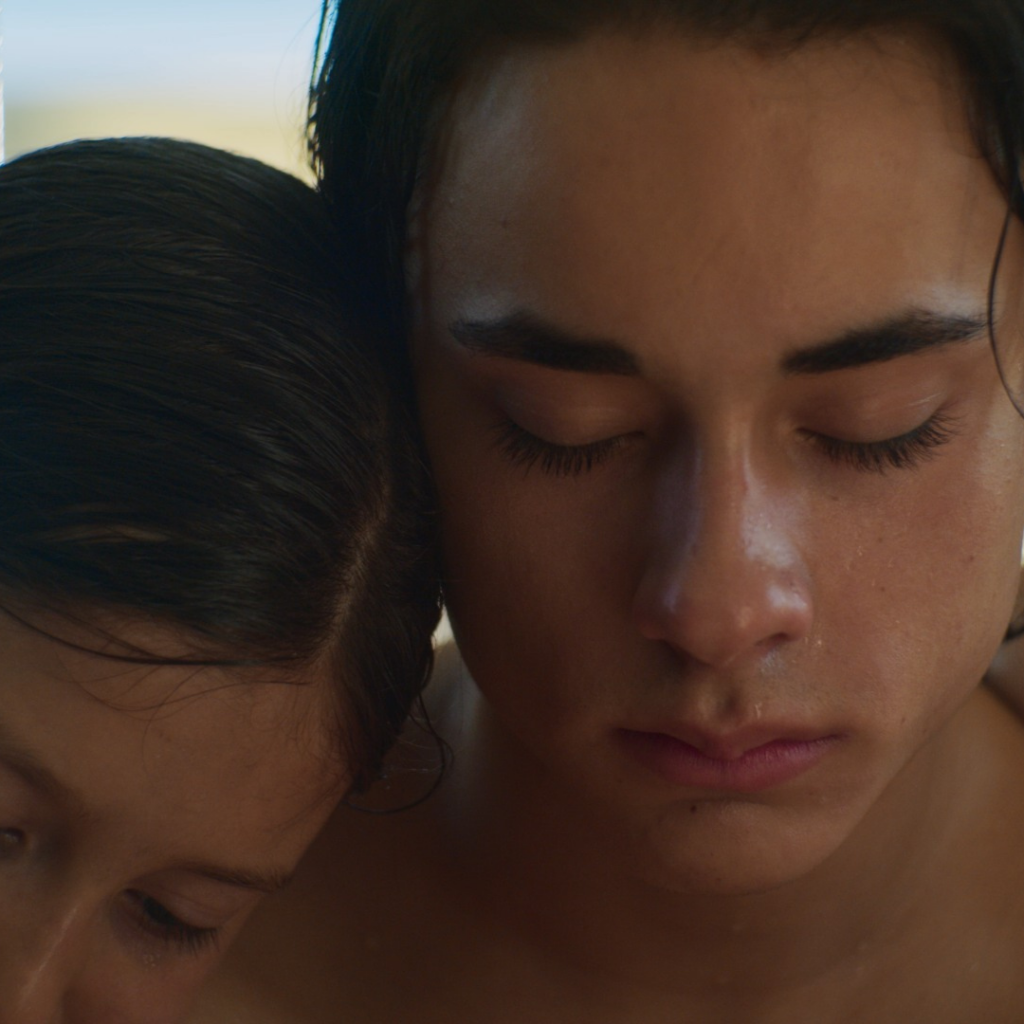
[0,5,5,164]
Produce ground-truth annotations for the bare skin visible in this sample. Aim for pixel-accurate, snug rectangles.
[0,612,341,1024]
[192,31,1024,1024]
[193,652,1024,1024]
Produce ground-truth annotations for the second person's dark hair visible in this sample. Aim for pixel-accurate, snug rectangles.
[310,0,1024,358]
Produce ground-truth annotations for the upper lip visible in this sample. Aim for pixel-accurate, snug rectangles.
[621,722,838,761]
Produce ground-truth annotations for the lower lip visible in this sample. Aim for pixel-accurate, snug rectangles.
[618,731,840,793]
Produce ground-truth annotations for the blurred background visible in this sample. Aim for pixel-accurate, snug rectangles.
[3,0,321,179]
[2,1,456,647]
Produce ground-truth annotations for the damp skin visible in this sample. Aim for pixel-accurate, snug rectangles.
[411,31,1024,895]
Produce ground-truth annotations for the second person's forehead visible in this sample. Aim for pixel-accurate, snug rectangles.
[421,30,1000,365]
[439,29,968,174]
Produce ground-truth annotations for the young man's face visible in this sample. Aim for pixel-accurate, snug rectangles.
[0,612,341,1023]
[411,30,1024,893]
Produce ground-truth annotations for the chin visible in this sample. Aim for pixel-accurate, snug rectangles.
[620,796,869,897]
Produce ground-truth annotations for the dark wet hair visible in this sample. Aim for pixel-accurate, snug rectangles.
[0,137,441,791]
[309,0,1024,356]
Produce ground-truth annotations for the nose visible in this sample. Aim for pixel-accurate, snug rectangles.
[632,442,813,669]
[0,898,88,1024]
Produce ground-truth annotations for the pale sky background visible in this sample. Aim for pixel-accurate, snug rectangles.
[2,0,323,178]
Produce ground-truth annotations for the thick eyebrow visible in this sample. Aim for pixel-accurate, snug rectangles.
[450,308,988,378]
[781,309,989,375]
[450,312,640,375]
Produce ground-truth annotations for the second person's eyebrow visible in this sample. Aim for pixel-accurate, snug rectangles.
[450,307,989,377]
[780,309,989,374]
[450,313,640,375]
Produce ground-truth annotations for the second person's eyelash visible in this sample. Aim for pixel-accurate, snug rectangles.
[806,410,959,473]
[494,409,961,480]
[492,418,627,477]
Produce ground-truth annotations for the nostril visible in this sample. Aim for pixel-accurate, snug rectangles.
[755,632,789,654]
[633,559,813,668]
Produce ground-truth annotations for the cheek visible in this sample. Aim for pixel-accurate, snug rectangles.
[816,407,1024,734]
[72,955,217,1024]
[435,465,619,690]
[420,372,639,727]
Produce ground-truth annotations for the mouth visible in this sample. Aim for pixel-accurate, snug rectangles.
[616,727,842,793]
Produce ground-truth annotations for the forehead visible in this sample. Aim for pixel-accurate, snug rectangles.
[422,31,1008,363]
[0,615,340,847]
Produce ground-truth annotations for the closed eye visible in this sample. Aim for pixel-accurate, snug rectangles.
[123,890,221,957]
[494,409,959,478]
[493,418,632,477]
[804,410,959,473]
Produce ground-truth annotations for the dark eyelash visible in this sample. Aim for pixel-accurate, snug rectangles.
[493,418,626,477]
[127,891,220,957]
[494,411,957,478]
[808,411,959,473]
